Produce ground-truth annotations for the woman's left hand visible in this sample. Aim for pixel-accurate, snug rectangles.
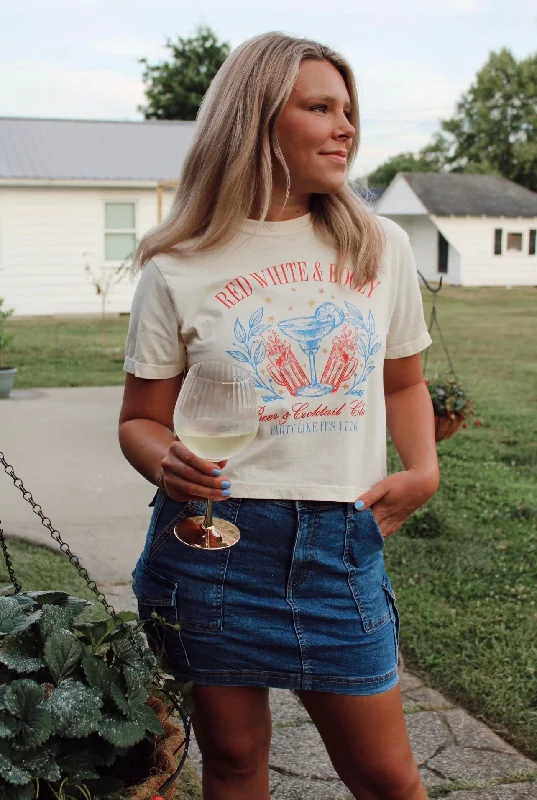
[354,469,439,539]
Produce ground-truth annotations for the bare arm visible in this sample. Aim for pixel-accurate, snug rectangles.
[355,353,439,537]
[118,373,230,501]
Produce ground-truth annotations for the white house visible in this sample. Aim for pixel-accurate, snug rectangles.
[0,117,196,316]
[376,172,537,285]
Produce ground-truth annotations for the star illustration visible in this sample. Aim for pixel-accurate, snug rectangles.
[265,296,272,303]
[322,348,328,355]
[343,384,350,390]
[261,369,266,375]
[291,287,296,292]
[308,300,316,307]
[268,315,276,323]
[288,306,293,311]
[278,390,284,396]
[318,288,325,294]
[331,294,336,299]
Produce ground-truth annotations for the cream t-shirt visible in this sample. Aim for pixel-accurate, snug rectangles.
[124,214,431,501]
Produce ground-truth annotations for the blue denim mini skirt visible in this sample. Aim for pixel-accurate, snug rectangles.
[132,493,400,695]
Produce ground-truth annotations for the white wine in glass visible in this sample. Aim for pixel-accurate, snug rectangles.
[173,361,259,549]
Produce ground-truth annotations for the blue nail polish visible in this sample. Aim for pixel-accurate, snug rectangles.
[221,480,231,489]
[211,468,222,477]
[354,500,365,511]
[222,488,232,497]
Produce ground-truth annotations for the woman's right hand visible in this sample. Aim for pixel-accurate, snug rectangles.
[159,439,231,502]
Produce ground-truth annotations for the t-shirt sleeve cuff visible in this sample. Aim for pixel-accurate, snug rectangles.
[385,331,432,359]
[123,356,183,379]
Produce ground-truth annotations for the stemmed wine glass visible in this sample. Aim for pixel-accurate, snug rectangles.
[172,361,259,550]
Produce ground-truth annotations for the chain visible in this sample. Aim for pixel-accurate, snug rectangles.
[0,451,191,789]
[418,272,458,381]
[0,523,22,593]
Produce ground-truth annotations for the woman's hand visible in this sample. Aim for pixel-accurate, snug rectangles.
[354,469,439,539]
[160,440,231,502]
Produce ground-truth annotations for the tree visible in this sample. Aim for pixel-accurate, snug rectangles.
[138,26,231,120]
[366,152,437,190]
[436,49,537,191]
[367,48,537,192]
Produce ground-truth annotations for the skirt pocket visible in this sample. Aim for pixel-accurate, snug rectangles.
[344,506,391,633]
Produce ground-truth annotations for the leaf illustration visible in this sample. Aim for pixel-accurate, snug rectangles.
[234,319,247,344]
[355,335,367,358]
[345,301,364,324]
[370,342,382,356]
[262,395,279,402]
[253,342,266,366]
[368,310,375,335]
[366,365,375,376]
[252,379,265,389]
[250,325,271,337]
[249,308,264,329]
[226,349,249,364]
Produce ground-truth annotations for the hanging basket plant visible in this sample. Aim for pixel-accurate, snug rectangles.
[426,379,471,442]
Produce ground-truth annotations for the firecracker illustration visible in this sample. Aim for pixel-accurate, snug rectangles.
[321,325,359,392]
[264,330,309,395]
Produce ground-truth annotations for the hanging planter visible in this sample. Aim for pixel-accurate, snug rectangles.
[427,380,470,443]
[0,451,194,800]
[418,274,478,443]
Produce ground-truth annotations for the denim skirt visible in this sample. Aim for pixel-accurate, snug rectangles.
[132,492,400,695]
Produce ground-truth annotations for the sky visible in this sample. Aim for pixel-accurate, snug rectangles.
[0,0,535,176]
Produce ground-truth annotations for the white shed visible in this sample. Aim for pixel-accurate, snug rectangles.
[376,172,537,286]
[0,117,196,316]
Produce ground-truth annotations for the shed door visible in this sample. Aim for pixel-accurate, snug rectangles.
[438,232,448,274]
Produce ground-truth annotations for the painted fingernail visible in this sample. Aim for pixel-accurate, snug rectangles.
[354,500,365,510]
[221,488,232,497]
[221,480,231,489]
[211,468,222,477]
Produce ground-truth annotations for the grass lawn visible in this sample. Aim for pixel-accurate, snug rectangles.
[4,286,537,760]
[4,315,129,388]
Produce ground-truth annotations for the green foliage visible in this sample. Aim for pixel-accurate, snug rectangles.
[139,25,231,120]
[366,152,438,190]
[367,48,537,191]
[0,591,164,798]
[427,380,470,420]
[0,298,15,369]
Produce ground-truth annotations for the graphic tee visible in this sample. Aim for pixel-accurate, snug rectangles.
[124,214,431,501]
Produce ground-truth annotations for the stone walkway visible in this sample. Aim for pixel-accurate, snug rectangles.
[3,387,537,799]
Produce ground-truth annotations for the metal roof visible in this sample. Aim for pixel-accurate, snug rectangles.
[402,172,537,218]
[0,117,196,182]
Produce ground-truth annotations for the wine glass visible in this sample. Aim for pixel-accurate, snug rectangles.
[172,361,259,550]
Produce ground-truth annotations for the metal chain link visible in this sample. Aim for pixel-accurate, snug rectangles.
[0,450,191,789]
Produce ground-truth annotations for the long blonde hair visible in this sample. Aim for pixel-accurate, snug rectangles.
[134,32,384,285]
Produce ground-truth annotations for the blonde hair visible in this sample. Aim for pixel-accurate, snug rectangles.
[134,32,384,285]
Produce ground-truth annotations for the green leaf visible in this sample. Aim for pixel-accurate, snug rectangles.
[19,747,61,781]
[0,714,16,738]
[112,630,156,679]
[82,655,122,700]
[44,630,83,683]
[99,713,147,747]
[4,680,52,750]
[110,666,147,717]
[116,611,139,623]
[39,604,78,641]
[0,629,46,673]
[128,703,164,736]
[0,598,42,638]
[0,741,31,786]
[51,680,102,738]
[25,591,69,605]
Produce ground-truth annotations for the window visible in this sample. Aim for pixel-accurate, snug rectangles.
[494,228,502,255]
[506,233,523,253]
[104,203,136,260]
[529,229,536,256]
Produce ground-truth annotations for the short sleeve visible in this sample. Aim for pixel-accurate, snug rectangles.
[124,259,186,379]
[385,232,432,359]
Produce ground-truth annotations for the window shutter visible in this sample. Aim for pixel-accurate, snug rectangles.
[530,230,536,256]
[494,229,502,255]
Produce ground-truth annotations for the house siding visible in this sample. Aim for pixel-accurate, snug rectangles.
[433,217,537,286]
[0,185,174,315]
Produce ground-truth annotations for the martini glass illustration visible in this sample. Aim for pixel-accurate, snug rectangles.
[278,303,345,397]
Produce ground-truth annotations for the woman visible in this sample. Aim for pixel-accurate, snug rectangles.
[119,31,438,800]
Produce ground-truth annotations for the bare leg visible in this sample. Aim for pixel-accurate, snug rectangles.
[191,685,272,800]
[296,684,428,800]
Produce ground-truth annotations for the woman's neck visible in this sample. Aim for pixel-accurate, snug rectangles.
[252,185,311,222]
